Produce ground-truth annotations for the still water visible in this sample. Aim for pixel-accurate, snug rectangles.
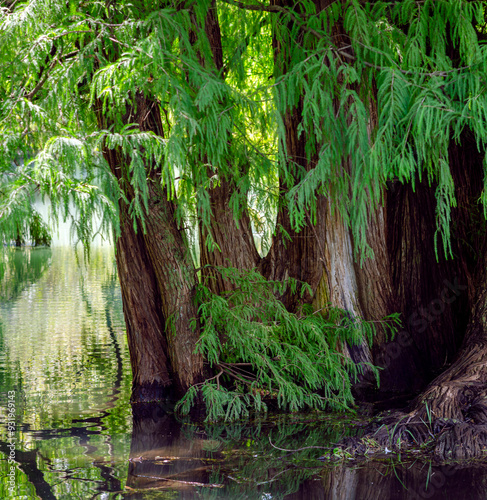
[1,247,487,499]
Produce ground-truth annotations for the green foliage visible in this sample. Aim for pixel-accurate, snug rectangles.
[176,266,399,421]
[29,210,51,246]
[1,0,487,257]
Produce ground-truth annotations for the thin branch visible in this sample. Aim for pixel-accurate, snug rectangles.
[23,47,79,101]
[52,30,93,40]
[221,0,323,39]
[24,73,50,101]
[268,435,331,452]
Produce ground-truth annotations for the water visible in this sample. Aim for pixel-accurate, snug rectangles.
[1,247,487,499]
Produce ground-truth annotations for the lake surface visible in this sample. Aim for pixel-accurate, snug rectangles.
[1,247,487,499]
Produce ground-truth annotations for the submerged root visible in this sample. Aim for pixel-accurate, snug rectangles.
[373,387,487,460]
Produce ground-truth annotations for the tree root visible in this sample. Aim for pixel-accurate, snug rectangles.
[344,343,487,460]
[357,383,487,460]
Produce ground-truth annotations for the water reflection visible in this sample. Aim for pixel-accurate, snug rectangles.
[1,248,487,499]
[0,247,52,301]
[321,461,487,500]
[124,407,487,499]
[0,247,132,498]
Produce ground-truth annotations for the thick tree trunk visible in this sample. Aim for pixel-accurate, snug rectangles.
[199,177,261,293]
[142,179,205,395]
[320,201,374,371]
[195,1,261,294]
[265,2,329,312]
[115,205,172,402]
[374,252,487,459]
[260,198,326,312]
[132,93,205,395]
[267,0,376,379]
[353,204,398,387]
[368,132,486,458]
[366,130,479,397]
[94,92,205,401]
[378,178,461,394]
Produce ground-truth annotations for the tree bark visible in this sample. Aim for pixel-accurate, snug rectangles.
[374,249,487,459]
[94,92,205,401]
[115,204,172,402]
[369,132,486,459]
[266,0,376,377]
[195,0,261,294]
[199,176,261,293]
[131,93,205,395]
[263,0,329,313]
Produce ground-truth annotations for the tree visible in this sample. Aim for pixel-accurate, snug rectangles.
[2,0,487,457]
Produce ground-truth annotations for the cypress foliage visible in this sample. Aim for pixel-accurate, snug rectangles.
[176,266,397,421]
[2,1,486,251]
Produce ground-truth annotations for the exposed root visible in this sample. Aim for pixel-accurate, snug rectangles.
[346,343,487,461]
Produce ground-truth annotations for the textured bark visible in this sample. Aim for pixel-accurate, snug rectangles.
[132,93,205,395]
[370,131,480,396]
[383,179,454,393]
[373,261,487,459]
[365,133,487,459]
[320,201,374,371]
[94,92,205,401]
[354,206,394,341]
[143,180,205,394]
[263,6,328,311]
[352,100,398,386]
[266,0,374,377]
[199,177,261,293]
[94,98,173,401]
[115,206,172,402]
[197,0,261,294]
[260,198,326,312]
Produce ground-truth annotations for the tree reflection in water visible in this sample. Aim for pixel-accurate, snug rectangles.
[125,407,487,499]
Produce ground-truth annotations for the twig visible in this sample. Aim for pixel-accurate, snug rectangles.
[268,435,331,452]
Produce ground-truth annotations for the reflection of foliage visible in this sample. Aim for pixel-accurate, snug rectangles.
[0,247,52,301]
[177,267,399,421]
[0,248,132,499]
[188,413,365,499]
[0,248,131,429]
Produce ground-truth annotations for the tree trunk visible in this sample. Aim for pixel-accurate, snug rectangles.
[264,1,329,312]
[94,92,205,401]
[142,178,205,395]
[267,0,377,378]
[260,197,326,313]
[374,251,487,459]
[132,93,205,395]
[369,131,479,397]
[369,132,486,459]
[378,177,463,394]
[115,204,172,402]
[199,177,261,293]
[195,1,261,294]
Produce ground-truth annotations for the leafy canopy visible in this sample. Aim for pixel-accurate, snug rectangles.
[1,0,487,256]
